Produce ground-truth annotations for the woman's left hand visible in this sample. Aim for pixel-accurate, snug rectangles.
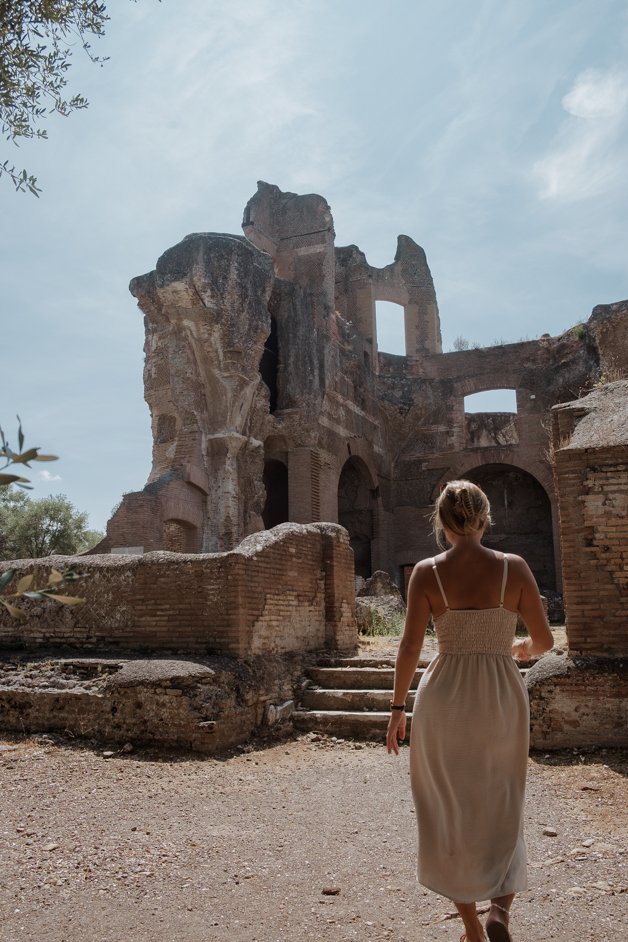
[386,709,407,755]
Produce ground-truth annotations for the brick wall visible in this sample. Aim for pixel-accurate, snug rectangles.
[533,383,628,749]
[554,447,627,655]
[527,654,628,749]
[0,523,357,657]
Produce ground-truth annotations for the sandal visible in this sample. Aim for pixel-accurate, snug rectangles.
[485,903,512,942]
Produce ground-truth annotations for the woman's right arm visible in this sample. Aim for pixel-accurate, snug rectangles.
[512,556,554,659]
[386,562,431,754]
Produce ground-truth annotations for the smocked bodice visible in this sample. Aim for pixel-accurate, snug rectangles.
[430,554,518,656]
[433,607,518,655]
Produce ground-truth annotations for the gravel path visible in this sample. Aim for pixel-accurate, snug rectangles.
[0,732,625,942]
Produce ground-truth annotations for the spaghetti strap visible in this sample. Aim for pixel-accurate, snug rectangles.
[431,559,449,610]
[499,556,509,607]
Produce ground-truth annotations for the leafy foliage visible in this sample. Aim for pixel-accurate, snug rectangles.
[0,1,110,195]
[0,416,58,487]
[0,418,96,616]
[0,564,86,620]
[0,488,103,559]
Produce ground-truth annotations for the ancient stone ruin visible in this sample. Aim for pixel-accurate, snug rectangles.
[527,380,628,748]
[0,524,356,751]
[98,182,627,612]
[1,182,626,753]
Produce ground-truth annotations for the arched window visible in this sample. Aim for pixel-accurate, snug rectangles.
[375,301,406,355]
[464,390,518,447]
[464,390,517,413]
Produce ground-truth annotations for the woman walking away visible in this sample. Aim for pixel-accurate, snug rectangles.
[386,480,553,942]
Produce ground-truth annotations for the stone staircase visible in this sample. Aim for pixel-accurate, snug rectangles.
[293,654,529,739]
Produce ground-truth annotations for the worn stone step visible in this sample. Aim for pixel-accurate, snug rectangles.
[301,687,417,711]
[316,656,398,668]
[293,709,412,738]
[305,666,424,690]
[315,656,430,669]
[307,664,528,690]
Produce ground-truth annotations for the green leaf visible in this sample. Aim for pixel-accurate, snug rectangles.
[12,447,39,464]
[15,574,34,594]
[61,569,88,583]
[0,599,27,620]
[22,591,48,601]
[49,594,83,606]
[0,473,31,486]
[0,569,16,592]
[17,416,24,453]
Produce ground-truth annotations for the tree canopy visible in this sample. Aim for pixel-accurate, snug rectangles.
[0,1,110,195]
[0,489,103,559]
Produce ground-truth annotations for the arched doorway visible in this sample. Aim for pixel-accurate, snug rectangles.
[466,464,556,591]
[262,459,289,529]
[338,456,375,579]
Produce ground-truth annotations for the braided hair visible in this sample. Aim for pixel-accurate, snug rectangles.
[432,479,492,548]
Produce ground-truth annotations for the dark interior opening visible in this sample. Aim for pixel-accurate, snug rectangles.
[338,456,374,579]
[467,463,556,591]
[259,316,279,414]
[262,459,289,529]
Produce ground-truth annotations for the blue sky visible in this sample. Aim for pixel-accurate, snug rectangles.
[1,0,627,531]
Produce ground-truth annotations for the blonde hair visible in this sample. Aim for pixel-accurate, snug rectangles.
[432,479,492,548]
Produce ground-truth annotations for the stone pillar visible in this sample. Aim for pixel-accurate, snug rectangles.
[314,523,358,652]
[288,448,315,523]
[205,433,249,552]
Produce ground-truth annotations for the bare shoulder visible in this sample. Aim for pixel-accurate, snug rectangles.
[504,553,536,583]
[408,557,438,589]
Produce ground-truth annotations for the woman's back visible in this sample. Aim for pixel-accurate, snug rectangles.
[425,546,523,618]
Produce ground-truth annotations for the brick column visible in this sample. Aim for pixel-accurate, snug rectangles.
[288,448,314,523]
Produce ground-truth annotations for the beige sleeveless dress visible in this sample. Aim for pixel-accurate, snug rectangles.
[409,556,529,903]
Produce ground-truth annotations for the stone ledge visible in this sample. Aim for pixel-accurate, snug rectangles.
[527,654,628,750]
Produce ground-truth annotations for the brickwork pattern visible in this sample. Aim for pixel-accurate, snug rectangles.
[0,524,357,657]
[527,655,628,749]
[556,450,628,656]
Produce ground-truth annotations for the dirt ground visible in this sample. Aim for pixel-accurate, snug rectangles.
[0,729,626,942]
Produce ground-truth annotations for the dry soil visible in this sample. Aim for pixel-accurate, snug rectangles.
[0,730,626,942]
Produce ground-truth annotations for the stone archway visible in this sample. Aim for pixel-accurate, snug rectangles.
[262,459,289,529]
[465,463,556,591]
[338,456,375,579]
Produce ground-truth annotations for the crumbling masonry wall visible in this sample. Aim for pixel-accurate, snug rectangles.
[98,182,628,600]
[526,381,628,749]
[0,524,356,657]
[0,656,306,754]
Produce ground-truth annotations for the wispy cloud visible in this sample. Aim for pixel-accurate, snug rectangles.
[39,470,62,483]
[534,68,628,201]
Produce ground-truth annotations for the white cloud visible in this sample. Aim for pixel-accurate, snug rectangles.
[562,69,628,118]
[39,470,62,483]
[533,69,628,201]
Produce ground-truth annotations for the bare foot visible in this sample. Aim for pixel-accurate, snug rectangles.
[460,918,486,942]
